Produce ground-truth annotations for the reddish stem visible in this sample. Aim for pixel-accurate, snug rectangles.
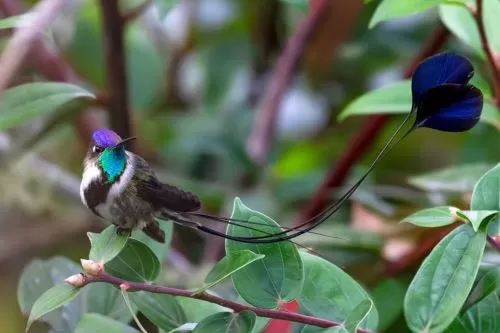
[474,0,500,106]
[82,273,369,332]
[246,0,329,164]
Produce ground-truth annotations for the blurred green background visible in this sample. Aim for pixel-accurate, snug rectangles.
[1,0,499,332]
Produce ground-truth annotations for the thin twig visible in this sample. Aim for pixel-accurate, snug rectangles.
[473,0,500,106]
[246,0,329,164]
[98,0,134,147]
[487,235,500,251]
[295,23,449,224]
[0,0,68,94]
[80,272,369,332]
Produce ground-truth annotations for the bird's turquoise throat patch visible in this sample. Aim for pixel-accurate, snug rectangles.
[99,148,126,183]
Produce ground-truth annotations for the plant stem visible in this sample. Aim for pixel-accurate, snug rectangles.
[246,0,329,164]
[474,0,500,106]
[81,272,369,332]
[98,0,134,148]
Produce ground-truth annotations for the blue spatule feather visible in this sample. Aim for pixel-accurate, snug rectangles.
[411,52,483,132]
[415,84,483,131]
[411,52,474,102]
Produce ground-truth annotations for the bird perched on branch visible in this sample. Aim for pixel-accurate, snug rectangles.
[80,52,483,243]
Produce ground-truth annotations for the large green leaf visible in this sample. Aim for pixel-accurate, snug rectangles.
[471,163,500,210]
[404,224,487,333]
[466,266,500,308]
[0,82,94,130]
[176,296,230,323]
[483,0,500,53]
[85,283,133,323]
[26,283,82,332]
[298,252,378,331]
[129,291,186,331]
[105,238,160,282]
[337,81,411,121]
[131,220,173,264]
[225,198,304,309]
[192,311,256,333]
[17,257,85,333]
[408,163,494,193]
[450,291,500,332]
[337,80,498,130]
[470,163,500,236]
[439,2,483,58]
[88,225,129,264]
[75,313,139,333]
[402,206,461,228]
[371,279,406,332]
[369,0,447,28]
[194,250,265,294]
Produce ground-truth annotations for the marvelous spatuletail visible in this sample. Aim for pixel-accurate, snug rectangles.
[79,52,483,244]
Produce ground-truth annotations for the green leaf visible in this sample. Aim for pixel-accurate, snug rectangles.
[194,250,265,294]
[0,14,30,30]
[193,311,256,333]
[452,290,500,332]
[225,198,304,309]
[344,300,374,333]
[472,163,500,210]
[402,206,461,228]
[456,210,499,232]
[75,313,139,333]
[88,225,129,263]
[404,224,487,333]
[298,252,378,331]
[26,283,82,331]
[371,279,406,332]
[369,0,446,28]
[280,0,309,12]
[0,82,95,130]
[466,266,500,307]
[131,220,173,264]
[85,283,134,323]
[337,81,411,121]
[439,2,483,58]
[483,0,500,53]
[129,291,186,331]
[177,296,230,323]
[409,163,494,193]
[17,257,84,332]
[105,238,160,282]
[338,81,498,130]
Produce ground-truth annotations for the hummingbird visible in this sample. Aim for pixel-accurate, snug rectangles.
[79,128,204,243]
[80,52,483,244]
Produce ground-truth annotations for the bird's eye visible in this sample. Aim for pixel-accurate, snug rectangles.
[92,145,104,154]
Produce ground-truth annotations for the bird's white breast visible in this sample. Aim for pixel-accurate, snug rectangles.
[79,160,101,207]
[79,153,135,221]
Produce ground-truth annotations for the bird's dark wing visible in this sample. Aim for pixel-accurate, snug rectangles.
[131,154,201,212]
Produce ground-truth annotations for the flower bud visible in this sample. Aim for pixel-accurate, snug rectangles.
[65,273,85,287]
[80,259,103,276]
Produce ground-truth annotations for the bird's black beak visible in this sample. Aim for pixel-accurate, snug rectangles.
[113,136,136,149]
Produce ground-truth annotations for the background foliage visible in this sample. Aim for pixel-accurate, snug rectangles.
[1,0,500,332]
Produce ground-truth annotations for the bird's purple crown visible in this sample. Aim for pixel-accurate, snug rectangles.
[92,128,122,147]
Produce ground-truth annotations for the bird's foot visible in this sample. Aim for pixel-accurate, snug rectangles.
[116,227,132,237]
